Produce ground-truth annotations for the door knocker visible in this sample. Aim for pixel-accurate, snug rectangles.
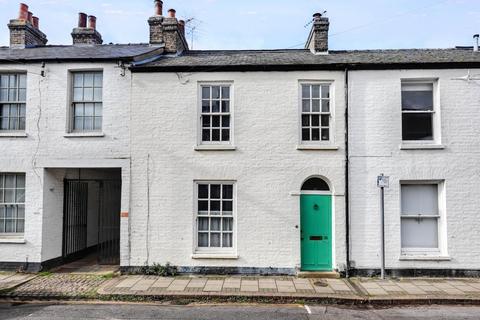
[313,204,319,210]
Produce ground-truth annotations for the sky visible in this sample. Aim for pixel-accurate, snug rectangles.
[0,0,479,50]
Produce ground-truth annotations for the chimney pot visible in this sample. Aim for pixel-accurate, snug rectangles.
[168,9,176,18]
[78,12,87,27]
[32,16,39,29]
[154,0,163,16]
[178,19,185,36]
[474,34,479,52]
[18,3,29,20]
[88,15,97,29]
[27,11,33,23]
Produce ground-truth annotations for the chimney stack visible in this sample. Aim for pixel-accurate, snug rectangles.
[306,12,330,54]
[8,3,48,48]
[71,12,103,45]
[148,0,165,45]
[147,1,188,53]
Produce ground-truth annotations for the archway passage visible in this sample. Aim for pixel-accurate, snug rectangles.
[300,176,332,271]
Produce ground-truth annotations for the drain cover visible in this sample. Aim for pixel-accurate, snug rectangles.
[313,281,328,287]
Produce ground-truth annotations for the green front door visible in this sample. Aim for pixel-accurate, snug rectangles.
[300,194,332,271]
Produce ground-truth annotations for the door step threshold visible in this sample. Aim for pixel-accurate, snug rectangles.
[297,271,340,279]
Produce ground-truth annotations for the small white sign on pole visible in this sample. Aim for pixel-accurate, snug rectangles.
[377,174,390,188]
[377,173,389,279]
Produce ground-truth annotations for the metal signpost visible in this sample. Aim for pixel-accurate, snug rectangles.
[377,174,389,279]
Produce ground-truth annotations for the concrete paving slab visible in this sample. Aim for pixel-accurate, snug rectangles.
[417,285,443,292]
[151,277,174,288]
[166,279,190,292]
[187,278,207,288]
[313,285,335,294]
[115,276,142,288]
[130,278,156,291]
[258,279,276,290]
[223,278,241,289]
[203,280,223,292]
[366,288,389,295]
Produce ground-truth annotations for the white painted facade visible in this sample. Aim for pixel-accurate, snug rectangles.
[1,60,480,275]
[129,71,347,272]
[348,69,480,272]
[0,62,131,268]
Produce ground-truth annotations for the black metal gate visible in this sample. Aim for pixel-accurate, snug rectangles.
[98,180,121,265]
[63,179,121,265]
[63,181,89,259]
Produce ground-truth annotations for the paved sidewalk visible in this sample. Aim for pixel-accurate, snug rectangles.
[2,272,480,304]
[352,277,480,301]
[98,275,480,303]
[0,273,36,292]
[99,276,356,298]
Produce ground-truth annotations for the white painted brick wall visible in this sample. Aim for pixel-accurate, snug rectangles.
[349,69,480,270]
[2,61,478,273]
[129,71,347,270]
[0,62,131,264]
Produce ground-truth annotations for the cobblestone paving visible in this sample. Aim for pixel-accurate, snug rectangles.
[2,274,107,298]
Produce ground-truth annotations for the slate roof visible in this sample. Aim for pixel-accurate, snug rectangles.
[131,48,480,72]
[0,44,157,62]
[1,44,479,71]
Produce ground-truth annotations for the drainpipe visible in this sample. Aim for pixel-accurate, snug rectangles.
[344,67,351,278]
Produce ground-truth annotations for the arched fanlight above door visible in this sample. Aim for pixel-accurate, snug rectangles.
[301,177,330,191]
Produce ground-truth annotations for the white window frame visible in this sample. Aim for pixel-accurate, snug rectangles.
[400,79,441,145]
[68,70,103,133]
[0,173,25,236]
[193,180,237,254]
[298,81,335,146]
[400,180,447,256]
[0,73,27,132]
[197,82,234,148]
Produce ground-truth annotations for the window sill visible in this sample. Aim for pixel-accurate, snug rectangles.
[64,132,105,138]
[0,132,28,138]
[296,144,339,150]
[194,145,236,151]
[399,255,451,261]
[400,144,445,150]
[191,253,239,260]
[0,237,26,244]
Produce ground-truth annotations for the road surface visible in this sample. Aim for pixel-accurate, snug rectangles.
[1,302,480,319]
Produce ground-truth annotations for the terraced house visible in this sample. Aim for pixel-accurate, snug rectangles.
[1,1,479,277]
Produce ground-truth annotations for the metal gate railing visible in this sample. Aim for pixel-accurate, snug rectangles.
[63,179,121,265]
[98,180,121,265]
[63,181,88,258]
